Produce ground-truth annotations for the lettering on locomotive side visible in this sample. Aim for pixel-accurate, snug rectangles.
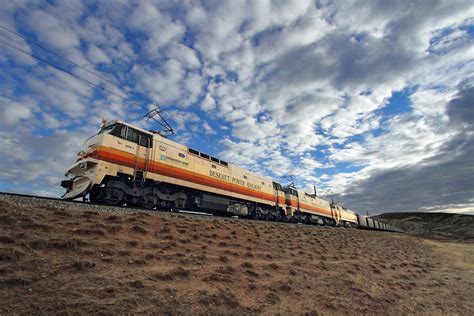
[209,170,231,181]
[160,154,189,166]
[209,170,262,191]
[232,177,245,186]
[246,182,261,191]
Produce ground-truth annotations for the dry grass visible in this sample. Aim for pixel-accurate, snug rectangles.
[0,198,473,315]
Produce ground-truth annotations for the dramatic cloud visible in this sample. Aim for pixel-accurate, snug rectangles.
[0,0,472,214]
[338,84,474,212]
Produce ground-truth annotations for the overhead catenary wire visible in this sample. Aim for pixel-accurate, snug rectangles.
[0,38,130,101]
[143,108,174,135]
[0,25,122,92]
[0,93,23,103]
[0,71,20,84]
[0,28,175,135]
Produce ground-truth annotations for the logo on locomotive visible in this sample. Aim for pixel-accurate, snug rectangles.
[209,170,262,191]
[160,154,189,166]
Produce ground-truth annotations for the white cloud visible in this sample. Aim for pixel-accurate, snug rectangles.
[87,45,111,64]
[0,97,35,126]
[27,9,81,50]
[26,74,88,116]
[167,109,200,132]
[128,2,184,55]
[165,43,201,69]
[202,121,215,135]
[201,92,216,111]
[0,128,88,196]
[0,0,473,213]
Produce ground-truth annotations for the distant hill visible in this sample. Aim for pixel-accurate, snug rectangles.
[375,212,474,242]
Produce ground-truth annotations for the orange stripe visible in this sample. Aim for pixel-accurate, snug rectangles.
[89,147,276,203]
[299,202,332,216]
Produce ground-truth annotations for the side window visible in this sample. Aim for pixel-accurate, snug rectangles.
[139,135,146,147]
[120,126,127,138]
[188,148,199,155]
[139,134,152,147]
[126,128,139,143]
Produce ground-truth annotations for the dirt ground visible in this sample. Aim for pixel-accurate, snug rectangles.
[0,197,473,315]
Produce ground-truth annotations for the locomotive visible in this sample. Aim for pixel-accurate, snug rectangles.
[61,119,400,232]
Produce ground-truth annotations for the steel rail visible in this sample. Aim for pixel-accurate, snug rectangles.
[0,191,212,217]
[0,191,401,232]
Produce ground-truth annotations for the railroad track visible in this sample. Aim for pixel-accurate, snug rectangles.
[0,191,214,217]
[0,191,310,227]
[1,192,399,232]
[0,191,84,204]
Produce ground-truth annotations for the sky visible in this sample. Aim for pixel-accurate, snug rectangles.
[0,0,473,215]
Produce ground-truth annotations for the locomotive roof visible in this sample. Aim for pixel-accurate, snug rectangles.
[103,119,154,136]
[107,119,274,184]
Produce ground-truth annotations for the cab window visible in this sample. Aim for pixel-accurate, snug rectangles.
[126,128,139,143]
[98,124,116,134]
[105,124,152,148]
[107,124,126,138]
[119,126,127,138]
[283,187,298,196]
[99,124,128,139]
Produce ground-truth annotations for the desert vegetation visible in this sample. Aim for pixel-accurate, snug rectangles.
[0,195,473,314]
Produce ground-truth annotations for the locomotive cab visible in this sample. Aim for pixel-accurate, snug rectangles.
[96,121,152,148]
[60,123,109,200]
[61,120,153,200]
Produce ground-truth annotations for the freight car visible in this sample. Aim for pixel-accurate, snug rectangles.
[61,119,400,232]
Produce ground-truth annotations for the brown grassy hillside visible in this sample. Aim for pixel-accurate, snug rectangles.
[1,195,473,315]
[375,212,474,242]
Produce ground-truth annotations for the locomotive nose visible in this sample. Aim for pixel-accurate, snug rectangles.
[60,180,73,189]
[61,176,93,200]
[76,134,101,159]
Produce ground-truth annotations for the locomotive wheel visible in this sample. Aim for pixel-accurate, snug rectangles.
[141,193,157,209]
[104,187,125,206]
[250,210,259,220]
[141,199,155,209]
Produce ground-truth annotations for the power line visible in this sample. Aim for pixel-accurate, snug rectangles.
[0,25,122,92]
[0,27,175,135]
[0,93,22,103]
[0,38,129,101]
[0,72,19,84]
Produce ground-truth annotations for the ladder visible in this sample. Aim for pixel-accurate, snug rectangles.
[133,136,151,187]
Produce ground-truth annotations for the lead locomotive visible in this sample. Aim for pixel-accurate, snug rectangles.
[61,119,399,232]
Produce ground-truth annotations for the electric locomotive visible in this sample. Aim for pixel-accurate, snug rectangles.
[61,119,399,232]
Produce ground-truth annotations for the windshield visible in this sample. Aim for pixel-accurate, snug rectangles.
[95,123,152,148]
[97,124,116,135]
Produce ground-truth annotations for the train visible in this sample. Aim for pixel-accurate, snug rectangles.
[60,119,401,233]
